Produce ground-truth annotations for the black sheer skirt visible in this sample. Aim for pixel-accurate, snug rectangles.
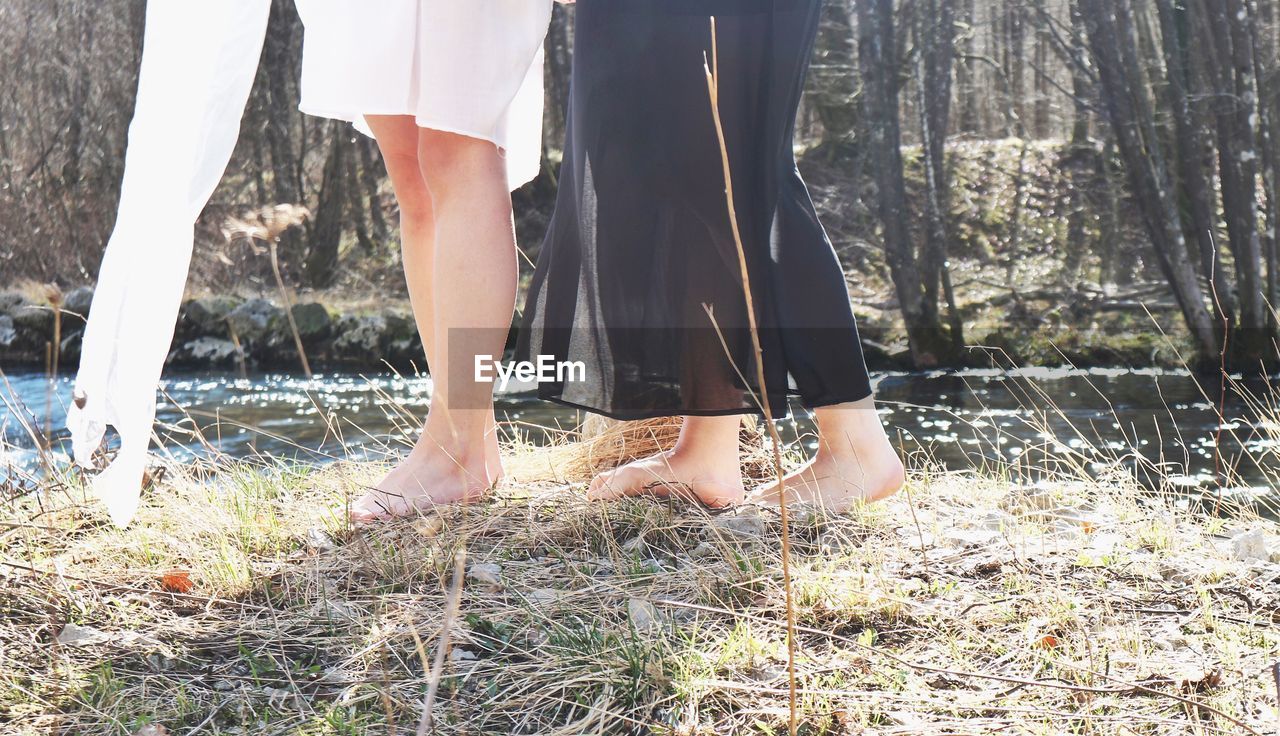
[519,0,871,420]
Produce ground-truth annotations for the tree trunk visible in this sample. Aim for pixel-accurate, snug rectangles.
[916,0,963,348]
[1154,0,1235,322]
[1079,0,1220,363]
[305,124,349,288]
[857,0,948,365]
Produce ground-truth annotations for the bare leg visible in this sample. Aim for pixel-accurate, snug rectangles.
[588,415,746,508]
[351,120,513,520]
[754,396,904,512]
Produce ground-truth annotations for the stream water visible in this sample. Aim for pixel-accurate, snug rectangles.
[2,367,1277,510]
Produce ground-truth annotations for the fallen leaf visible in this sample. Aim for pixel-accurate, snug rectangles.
[161,570,194,594]
[1036,634,1060,650]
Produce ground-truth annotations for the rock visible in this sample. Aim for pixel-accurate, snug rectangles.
[941,525,1004,549]
[225,298,282,341]
[1000,485,1061,514]
[383,311,421,364]
[627,598,660,632]
[169,337,239,367]
[56,622,112,647]
[183,295,242,330]
[690,541,717,559]
[290,302,333,340]
[467,562,503,591]
[306,527,335,551]
[62,286,94,319]
[449,647,477,662]
[59,329,83,362]
[1230,528,1276,563]
[527,589,561,607]
[0,315,15,348]
[11,303,52,333]
[0,291,27,315]
[332,314,389,356]
[131,726,168,736]
[711,507,766,539]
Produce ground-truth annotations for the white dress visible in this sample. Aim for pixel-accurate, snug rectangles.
[69,0,552,527]
[295,0,553,189]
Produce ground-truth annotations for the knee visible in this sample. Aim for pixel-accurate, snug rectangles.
[380,152,432,225]
[418,130,502,200]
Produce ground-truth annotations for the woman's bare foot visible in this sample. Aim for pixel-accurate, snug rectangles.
[485,413,505,485]
[350,426,494,522]
[588,448,746,508]
[755,446,904,513]
[754,397,904,513]
[587,415,746,508]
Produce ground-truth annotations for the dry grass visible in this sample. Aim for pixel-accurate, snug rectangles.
[2,433,1278,735]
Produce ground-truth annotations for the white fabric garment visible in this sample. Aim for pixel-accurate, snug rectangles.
[68,0,273,528]
[70,1,551,527]
[296,0,553,187]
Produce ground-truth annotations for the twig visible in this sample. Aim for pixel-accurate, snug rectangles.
[268,241,313,380]
[703,18,798,736]
[1272,661,1279,734]
[416,547,466,736]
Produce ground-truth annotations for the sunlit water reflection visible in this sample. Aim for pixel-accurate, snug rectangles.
[2,367,1276,510]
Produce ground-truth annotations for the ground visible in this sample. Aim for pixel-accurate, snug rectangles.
[2,435,1278,735]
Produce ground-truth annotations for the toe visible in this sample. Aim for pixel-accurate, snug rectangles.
[587,469,624,501]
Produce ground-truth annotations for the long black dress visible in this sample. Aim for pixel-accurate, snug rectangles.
[519,0,871,420]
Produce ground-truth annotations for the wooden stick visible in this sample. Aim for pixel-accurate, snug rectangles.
[417,547,466,736]
[704,18,799,736]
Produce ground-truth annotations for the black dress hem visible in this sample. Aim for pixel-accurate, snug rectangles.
[537,387,876,422]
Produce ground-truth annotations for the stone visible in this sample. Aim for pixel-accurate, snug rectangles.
[690,541,717,559]
[0,315,15,348]
[55,622,112,647]
[711,507,766,539]
[290,302,333,340]
[225,298,282,342]
[627,598,660,632]
[1230,528,1276,563]
[0,291,27,315]
[467,562,502,591]
[11,303,52,333]
[183,295,242,330]
[332,314,388,356]
[449,647,477,662]
[59,329,83,361]
[169,337,239,367]
[527,589,561,607]
[62,286,94,319]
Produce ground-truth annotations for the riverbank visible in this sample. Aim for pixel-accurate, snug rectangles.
[0,280,1196,375]
[3,441,1278,734]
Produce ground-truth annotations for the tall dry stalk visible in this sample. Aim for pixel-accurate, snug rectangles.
[268,241,312,380]
[703,18,799,735]
[224,205,313,380]
[416,548,465,736]
[43,285,63,451]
